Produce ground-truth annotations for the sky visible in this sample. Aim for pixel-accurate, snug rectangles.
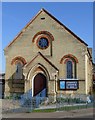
[1,2,93,73]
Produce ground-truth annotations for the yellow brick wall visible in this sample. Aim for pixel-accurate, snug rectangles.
[4,10,92,96]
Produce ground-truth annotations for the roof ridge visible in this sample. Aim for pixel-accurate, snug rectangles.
[40,8,88,46]
[41,8,45,11]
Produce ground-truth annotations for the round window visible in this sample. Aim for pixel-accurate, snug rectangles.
[37,37,49,49]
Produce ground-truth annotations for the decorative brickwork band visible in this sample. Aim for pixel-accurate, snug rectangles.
[64,58,74,64]
[60,54,78,64]
[32,31,54,43]
[11,56,27,65]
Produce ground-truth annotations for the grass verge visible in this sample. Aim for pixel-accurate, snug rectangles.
[31,104,93,113]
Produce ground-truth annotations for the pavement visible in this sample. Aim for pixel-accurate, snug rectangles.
[1,99,95,119]
[2,108,94,118]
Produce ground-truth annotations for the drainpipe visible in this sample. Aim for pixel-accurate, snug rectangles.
[54,71,58,102]
[23,73,27,93]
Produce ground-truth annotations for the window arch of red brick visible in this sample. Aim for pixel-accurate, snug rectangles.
[11,56,27,65]
[64,58,75,64]
[32,31,54,43]
[60,54,78,64]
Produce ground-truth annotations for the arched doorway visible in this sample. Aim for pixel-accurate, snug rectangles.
[33,73,47,97]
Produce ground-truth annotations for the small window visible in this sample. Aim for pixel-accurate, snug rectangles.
[41,17,45,20]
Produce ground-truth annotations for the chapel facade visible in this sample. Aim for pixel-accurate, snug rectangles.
[4,9,93,99]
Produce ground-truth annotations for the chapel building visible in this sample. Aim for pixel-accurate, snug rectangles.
[4,9,93,99]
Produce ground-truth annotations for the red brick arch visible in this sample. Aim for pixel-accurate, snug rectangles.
[60,54,78,64]
[64,58,74,64]
[11,56,27,65]
[32,31,54,43]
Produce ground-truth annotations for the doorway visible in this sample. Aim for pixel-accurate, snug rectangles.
[33,73,47,97]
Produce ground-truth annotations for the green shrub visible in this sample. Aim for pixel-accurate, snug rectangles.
[5,94,21,100]
[56,97,86,104]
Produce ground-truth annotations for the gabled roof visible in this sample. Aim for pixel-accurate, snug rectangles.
[25,52,59,71]
[41,9,88,46]
[5,8,88,50]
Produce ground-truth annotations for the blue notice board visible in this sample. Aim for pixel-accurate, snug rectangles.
[60,81,65,89]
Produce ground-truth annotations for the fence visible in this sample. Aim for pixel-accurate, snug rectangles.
[2,93,94,114]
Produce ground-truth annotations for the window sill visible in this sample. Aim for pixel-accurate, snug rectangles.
[60,78,78,80]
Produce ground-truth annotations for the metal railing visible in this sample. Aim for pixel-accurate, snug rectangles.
[2,93,94,113]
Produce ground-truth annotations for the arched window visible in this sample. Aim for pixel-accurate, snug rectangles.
[66,60,73,78]
[60,54,78,79]
[14,62,23,80]
[11,56,26,80]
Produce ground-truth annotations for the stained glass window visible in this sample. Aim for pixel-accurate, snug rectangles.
[38,38,49,49]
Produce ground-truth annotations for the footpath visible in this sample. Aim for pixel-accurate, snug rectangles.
[1,99,95,118]
[2,108,94,118]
